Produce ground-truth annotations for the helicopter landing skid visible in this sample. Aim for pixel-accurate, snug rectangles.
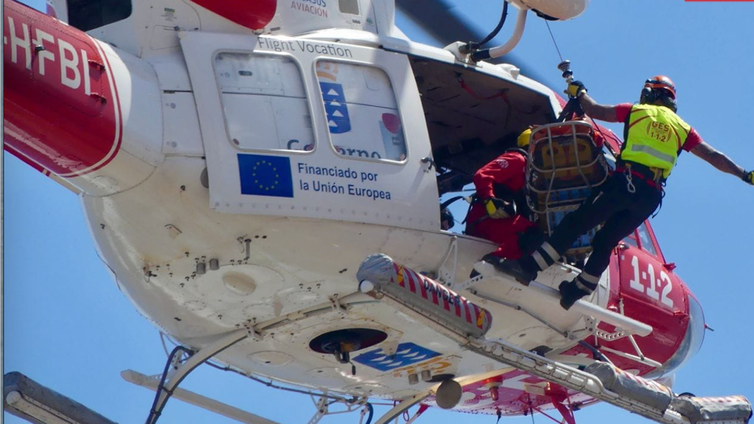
[123,369,281,424]
[125,366,376,424]
[373,392,431,424]
[124,327,375,424]
[132,328,250,424]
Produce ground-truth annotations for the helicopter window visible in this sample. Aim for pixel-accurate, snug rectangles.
[622,232,638,248]
[67,0,132,32]
[339,0,360,15]
[315,60,407,163]
[637,222,658,256]
[214,53,315,153]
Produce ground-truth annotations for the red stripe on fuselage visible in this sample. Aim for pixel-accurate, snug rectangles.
[3,0,121,178]
[190,0,276,30]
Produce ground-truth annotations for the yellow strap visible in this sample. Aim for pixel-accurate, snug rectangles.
[485,200,498,216]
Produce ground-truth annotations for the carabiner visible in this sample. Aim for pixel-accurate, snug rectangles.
[624,167,636,194]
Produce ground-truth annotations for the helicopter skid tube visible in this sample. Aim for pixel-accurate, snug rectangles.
[122,370,280,424]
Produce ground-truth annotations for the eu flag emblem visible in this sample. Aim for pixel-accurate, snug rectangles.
[352,342,440,371]
[238,154,294,198]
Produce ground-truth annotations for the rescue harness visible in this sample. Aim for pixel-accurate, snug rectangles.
[464,148,531,234]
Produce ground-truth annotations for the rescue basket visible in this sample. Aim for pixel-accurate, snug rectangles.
[525,120,609,260]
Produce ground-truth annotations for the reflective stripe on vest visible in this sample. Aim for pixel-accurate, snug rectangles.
[622,104,691,178]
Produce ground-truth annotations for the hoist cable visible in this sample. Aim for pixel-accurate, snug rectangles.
[545,20,564,63]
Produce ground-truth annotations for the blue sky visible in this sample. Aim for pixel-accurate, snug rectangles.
[4,1,754,423]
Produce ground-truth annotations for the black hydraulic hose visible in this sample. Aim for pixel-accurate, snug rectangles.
[364,403,375,424]
[476,0,509,47]
[440,195,467,210]
[578,340,612,364]
[146,346,194,424]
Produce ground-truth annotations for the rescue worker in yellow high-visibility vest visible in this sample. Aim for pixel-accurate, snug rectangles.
[487,75,754,310]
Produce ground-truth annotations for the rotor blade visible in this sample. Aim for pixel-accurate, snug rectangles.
[395,0,542,81]
[396,0,484,44]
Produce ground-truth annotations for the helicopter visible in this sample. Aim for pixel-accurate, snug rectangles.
[4,0,753,423]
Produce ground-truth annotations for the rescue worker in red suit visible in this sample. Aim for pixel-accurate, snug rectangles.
[490,76,754,309]
[466,130,538,260]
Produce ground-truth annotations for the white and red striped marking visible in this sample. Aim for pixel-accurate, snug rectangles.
[391,263,489,330]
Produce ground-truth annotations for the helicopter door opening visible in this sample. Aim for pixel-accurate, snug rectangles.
[404,55,558,238]
[180,33,440,231]
[405,56,558,197]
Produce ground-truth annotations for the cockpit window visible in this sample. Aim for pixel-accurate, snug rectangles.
[622,232,638,248]
[67,0,132,31]
[214,52,315,153]
[637,222,658,256]
[315,60,407,163]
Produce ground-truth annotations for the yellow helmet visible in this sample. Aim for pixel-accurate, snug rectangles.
[517,128,532,148]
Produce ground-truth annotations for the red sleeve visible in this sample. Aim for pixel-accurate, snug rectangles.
[472,152,526,199]
[683,128,703,152]
[614,103,633,122]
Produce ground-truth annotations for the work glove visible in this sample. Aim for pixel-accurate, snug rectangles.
[566,80,587,98]
[744,170,754,185]
[484,198,515,219]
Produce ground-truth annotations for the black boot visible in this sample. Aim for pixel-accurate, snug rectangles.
[558,280,590,310]
[482,254,537,286]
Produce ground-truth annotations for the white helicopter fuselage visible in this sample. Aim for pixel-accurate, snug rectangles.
[78,29,588,401]
[6,0,663,413]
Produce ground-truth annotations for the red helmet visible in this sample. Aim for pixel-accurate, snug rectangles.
[644,75,676,99]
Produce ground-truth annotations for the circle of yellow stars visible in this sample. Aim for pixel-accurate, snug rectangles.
[252,160,280,192]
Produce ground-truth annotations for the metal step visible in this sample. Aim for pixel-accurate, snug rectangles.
[463,337,749,424]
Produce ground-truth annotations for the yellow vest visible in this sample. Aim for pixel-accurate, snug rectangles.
[621,104,691,178]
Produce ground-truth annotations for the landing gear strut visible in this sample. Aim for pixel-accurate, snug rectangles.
[144,328,249,424]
